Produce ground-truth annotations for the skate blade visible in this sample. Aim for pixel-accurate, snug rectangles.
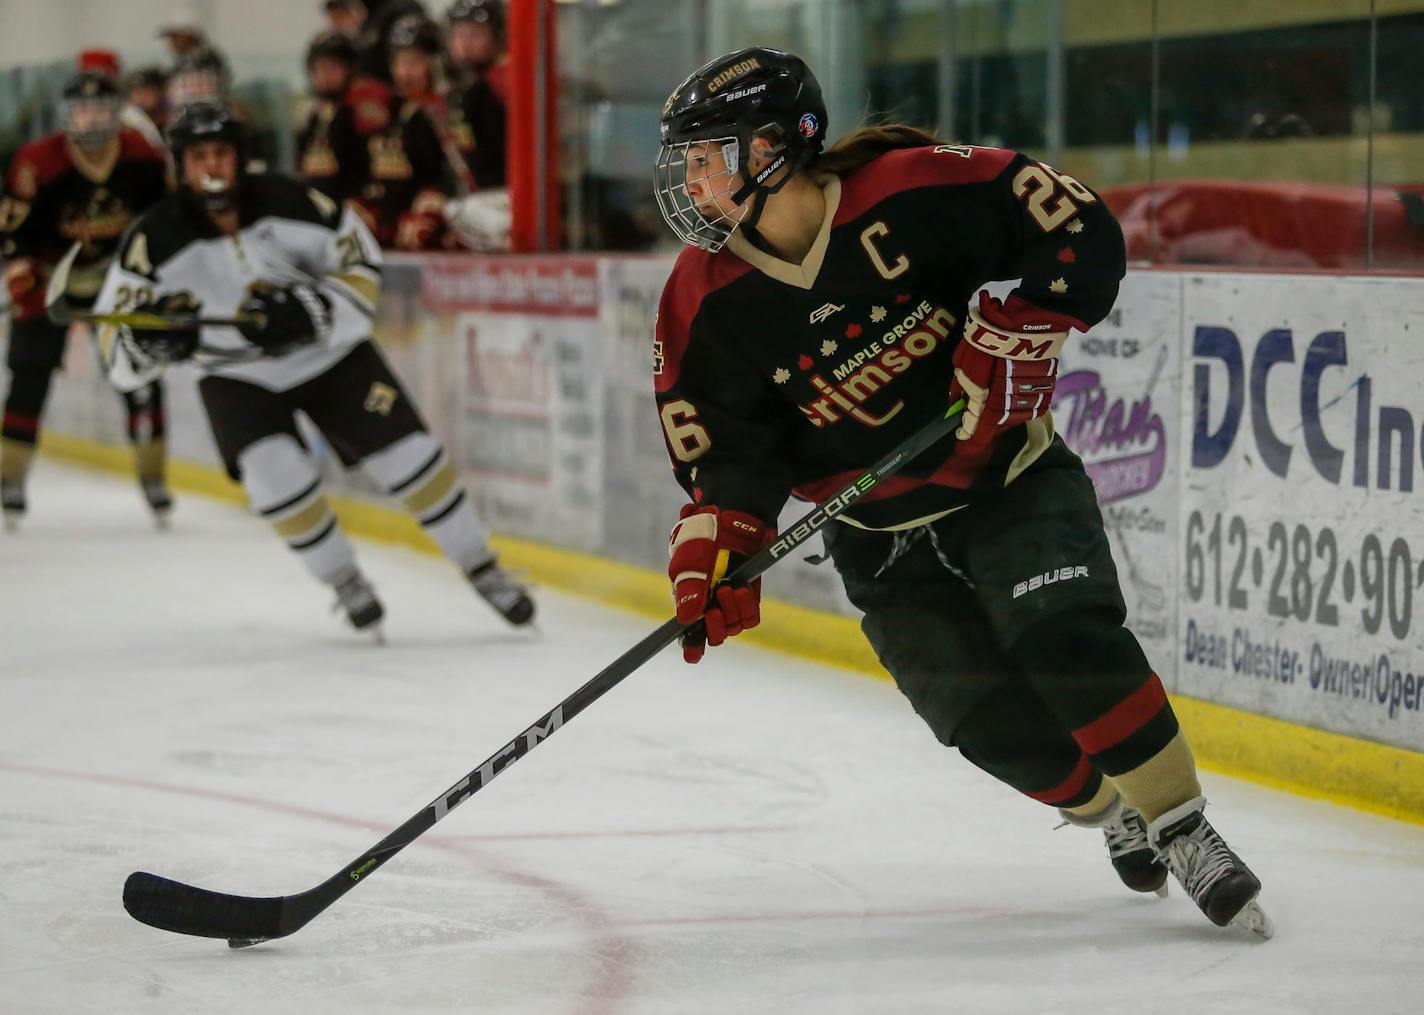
[3,513,20,534]
[152,510,172,531]
[1154,883,1169,899]
[1230,899,1274,940]
[367,624,387,646]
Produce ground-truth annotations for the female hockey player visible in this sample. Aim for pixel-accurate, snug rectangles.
[95,101,533,634]
[651,48,1271,937]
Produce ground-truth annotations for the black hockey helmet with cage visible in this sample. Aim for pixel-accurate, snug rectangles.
[168,46,231,106]
[60,71,121,148]
[655,47,827,251]
[166,100,247,212]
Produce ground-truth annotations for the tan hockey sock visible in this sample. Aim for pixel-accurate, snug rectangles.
[0,438,34,483]
[1106,731,1202,824]
[1059,778,1119,823]
[133,437,167,483]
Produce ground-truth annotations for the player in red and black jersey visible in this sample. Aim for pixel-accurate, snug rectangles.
[296,31,385,209]
[0,71,170,528]
[353,14,459,250]
[445,0,507,190]
[652,48,1272,937]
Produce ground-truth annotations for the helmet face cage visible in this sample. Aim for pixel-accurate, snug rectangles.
[168,69,224,107]
[654,135,749,252]
[62,94,119,147]
[61,73,120,148]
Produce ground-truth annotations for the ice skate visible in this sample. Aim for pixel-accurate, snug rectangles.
[469,558,535,626]
[2,480,24,532]
[1060,797,1168,896]
[1147,795,1273,939]
[140,477,173,529]
[1104,804,1169,896]
[332,570,385,638]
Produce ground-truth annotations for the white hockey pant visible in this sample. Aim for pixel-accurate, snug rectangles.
[238,434,356,586]
[361,432,491,574]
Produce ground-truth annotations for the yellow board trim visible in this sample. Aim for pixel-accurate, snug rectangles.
[37,431,1424,826]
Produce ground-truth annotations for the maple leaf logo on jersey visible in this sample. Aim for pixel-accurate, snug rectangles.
[797,354,813,371]
[869,306,886,323]
[820,339,838,357]
[845,322,862,339]
[773,367,790,384]
[809,302,844,324]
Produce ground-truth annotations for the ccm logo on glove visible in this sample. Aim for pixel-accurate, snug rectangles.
[950,290,1085,451]
[667,504,775,663]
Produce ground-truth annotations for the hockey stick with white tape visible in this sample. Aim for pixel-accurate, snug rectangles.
[123,398,967,948]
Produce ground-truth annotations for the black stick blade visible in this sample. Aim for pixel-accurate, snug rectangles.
[123,871,286,946]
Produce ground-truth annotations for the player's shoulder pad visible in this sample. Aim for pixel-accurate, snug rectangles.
[245,172,343,228]
[834,144,1019,223]
[117,127,168,165]
[113,196,195,279]
[654,246,754,393]
[6,134,73,196]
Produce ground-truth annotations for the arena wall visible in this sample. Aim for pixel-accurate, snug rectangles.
[20,253,1424,821]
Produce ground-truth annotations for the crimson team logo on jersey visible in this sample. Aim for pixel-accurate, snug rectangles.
[798,113,819,138]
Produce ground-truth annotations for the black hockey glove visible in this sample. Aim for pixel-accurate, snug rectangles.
[128,293,201,364]
[237,284,333,356]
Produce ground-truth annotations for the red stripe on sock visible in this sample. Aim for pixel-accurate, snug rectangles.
[1024,752,1093,804]
[1072,673,1168,756]
[2,411,40,436]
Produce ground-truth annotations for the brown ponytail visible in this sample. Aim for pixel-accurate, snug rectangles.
[814,124,951,178]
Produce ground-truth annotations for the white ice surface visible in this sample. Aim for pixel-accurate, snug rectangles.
[2,462,1422,1015]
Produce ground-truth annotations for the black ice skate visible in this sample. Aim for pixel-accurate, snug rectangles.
[1059,797,1168,896]
[1104,804,1169,895]
[469,558,535,626]
[1,479,24,532]
[1147,795,1273,938]
[332,570,385,636]
[140,477,173,529]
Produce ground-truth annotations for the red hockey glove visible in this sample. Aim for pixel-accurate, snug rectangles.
[949,291,1080,452]
[395,211,442,251]
[668,504,776,664]
[4,258,48,321]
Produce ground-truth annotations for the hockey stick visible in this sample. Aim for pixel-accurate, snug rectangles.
[44,242,263,332]
[123,398,968,949]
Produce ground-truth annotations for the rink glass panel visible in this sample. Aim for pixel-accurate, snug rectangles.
[546,0,1424,270]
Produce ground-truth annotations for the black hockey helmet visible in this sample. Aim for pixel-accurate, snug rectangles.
[307,29,359,68]
[166,100,246,211]
[126,65,169,92]
[447,0,504,39]
[388,13,444,56]
[655,47,827,251]
[60,70,121,148]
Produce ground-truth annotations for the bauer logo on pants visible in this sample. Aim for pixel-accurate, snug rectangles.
[1013,566,1089,598]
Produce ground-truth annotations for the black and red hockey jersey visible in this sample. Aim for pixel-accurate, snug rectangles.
[0,129,168,314]
[351,94,450,248]
[653,144,1126,530]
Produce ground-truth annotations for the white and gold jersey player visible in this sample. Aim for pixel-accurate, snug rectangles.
[96,101,534,635]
